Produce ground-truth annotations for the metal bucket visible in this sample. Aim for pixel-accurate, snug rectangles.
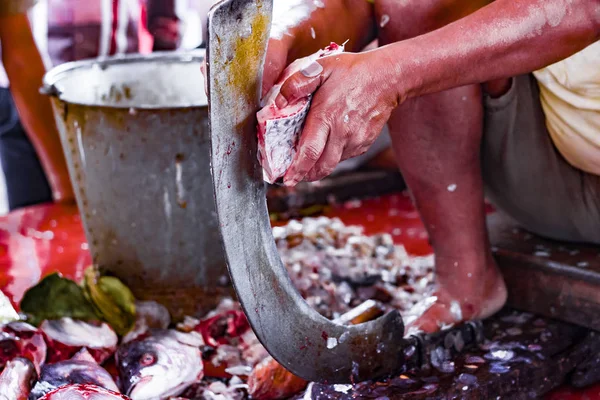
[42,51,232,319]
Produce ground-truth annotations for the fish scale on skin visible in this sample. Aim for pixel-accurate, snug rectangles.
[257,42,346,184]
[0,322,47,374]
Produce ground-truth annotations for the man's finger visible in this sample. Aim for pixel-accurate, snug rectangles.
[200,61,208,95]
[261,38,290,98]
[304,134,344,182]
[283,114,330,186]
[275,61,324,109]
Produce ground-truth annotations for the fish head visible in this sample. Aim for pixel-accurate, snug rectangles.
[39,384,129,399]
[117,330,204,400]
[30,359,119,399]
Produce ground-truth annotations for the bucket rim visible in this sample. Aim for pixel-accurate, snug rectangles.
[41,50,207,109]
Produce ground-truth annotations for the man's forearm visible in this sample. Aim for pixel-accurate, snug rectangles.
[380,0,600,101]
[0,14,73,201]
[275,0,376,62]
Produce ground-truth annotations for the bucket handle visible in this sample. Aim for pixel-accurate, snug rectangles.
[39,84,62,98]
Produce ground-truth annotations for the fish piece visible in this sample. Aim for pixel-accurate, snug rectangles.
[247,356,308,400]
[29,357,119,400]
[257,42,346,184]
[194,310,250,348]
[179,377,248,400]
[40,318,118,363]
[190,305,257,379]
[239,329,269,368]
[247,300,385,400]
[0,357,37,400]
[39,384,130,400]
[116,329,204,400]
[122,301,171,344]
[0,289,19,324]
[70,349,100,363]
[1,322,47,374]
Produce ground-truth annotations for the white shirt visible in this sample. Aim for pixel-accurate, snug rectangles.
[533,41,600,175]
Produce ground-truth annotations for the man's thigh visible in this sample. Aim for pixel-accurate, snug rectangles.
[481,74,600,244]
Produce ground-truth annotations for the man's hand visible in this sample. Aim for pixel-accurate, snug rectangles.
[275,52,399,186]
[261,37,292,98]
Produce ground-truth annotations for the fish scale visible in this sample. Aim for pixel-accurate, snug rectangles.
[261,100,311,183]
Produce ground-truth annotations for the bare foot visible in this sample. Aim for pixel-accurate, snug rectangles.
[406,254,507,335]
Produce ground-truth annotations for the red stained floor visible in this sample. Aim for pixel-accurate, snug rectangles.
[0,195,598,399]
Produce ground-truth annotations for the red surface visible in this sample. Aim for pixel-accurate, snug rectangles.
[0,195,598,399]
[0,203,90,308]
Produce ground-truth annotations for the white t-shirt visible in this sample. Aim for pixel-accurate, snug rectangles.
[533,41,600,176]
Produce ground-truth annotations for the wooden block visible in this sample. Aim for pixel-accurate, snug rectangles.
[267,170,405,213]
[488,212,600,331]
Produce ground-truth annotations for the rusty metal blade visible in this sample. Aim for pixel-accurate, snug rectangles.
[206,0,410,383]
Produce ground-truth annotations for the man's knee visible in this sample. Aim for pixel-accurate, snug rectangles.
[377,0,492,40]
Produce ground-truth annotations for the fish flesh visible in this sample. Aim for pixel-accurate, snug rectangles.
[116,329,204,400]
[194,309,249,348]
[0,357,37,400]
[257,42,346,184]
[29,357,119,399]
[39,384,130,400]
[40,318,118,364]
[1,322,47,374]
[247,356,308,400]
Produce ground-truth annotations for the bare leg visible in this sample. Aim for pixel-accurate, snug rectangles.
[375,0,507,333]
[389,85,506,333]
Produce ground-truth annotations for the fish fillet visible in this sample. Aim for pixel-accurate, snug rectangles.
[257,42,345,184]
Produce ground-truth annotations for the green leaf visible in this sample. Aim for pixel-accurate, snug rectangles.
[20,273,99,326]
[83,267,136,336]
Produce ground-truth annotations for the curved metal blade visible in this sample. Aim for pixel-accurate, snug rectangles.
[206,0,409,383]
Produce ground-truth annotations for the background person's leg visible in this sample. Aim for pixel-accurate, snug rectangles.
[0,88,52,211]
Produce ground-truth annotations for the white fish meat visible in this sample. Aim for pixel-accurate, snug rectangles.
[257,42,346,184]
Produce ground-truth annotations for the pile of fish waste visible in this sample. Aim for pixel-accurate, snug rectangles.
[273,217,436,323]
[0,217,547,400]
